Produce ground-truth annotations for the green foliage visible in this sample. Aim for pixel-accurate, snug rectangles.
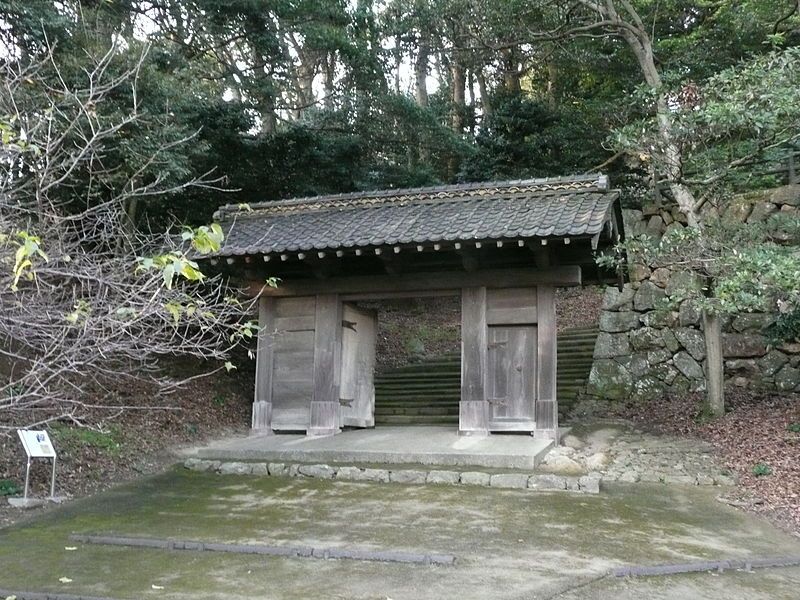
[50,424,123,456]
[788,423,800,434]
[766,308,800,344]
[751,463,772,477]
[0,479,21,497]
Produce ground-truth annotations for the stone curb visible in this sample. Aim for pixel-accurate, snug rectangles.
[183,458,603,494]
[69,534,456,566]
[612,555,800,577]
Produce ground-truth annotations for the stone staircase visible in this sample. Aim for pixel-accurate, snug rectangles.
[373,326,599,426]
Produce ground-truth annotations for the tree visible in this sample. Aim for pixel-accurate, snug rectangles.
[0,41,259,429]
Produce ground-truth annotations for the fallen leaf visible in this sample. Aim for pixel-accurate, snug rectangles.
[64,546,77,551]
[151,584,165,590]
[58,577,73,583]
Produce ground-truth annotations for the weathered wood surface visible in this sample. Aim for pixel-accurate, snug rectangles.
[270,297,316,431]
[486,324,537,430]
[486,287,538,325]
[252,297,275,432]
[250,266,581,298]
[339,304,377,428]
[459,287,488,435]
[308,294,342,436]
[535,285,558,439]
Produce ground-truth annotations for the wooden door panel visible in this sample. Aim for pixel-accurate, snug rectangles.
[487,325,537,429]
[339,304,377,428]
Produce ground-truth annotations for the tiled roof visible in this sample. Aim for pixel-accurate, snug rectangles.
[212,174,619,256]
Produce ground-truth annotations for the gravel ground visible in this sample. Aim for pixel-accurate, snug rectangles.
[607,390,800,535]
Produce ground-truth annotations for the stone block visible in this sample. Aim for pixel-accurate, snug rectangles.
[629,264,652,283]
[352,468,390,483]
[539,453,584,475]
[427,470,460,485]
[585,452,608,471]
[674,327,706,361]
[335,466,362,480]
[587,359,633,400]
[665,271,702,298]
[389,470,428,484]
[529,474,567,490]
[599,311,640,333]
[268,463,288,477]
[298,464,335,479]
[287,464,300,477]
[725,359,759,378]
[594,332,631,359]
[722,333,766,358]
[747,201,778,223]
[630,327,665,351]
[769,184,800,206]
[565,477,581,491]
[758,350,789,376]
[650,267,671,288]
[219,462,251,475]
[184,458,206,471]
[578,475,601,494]
[678,300,701,327]
[489,473,529,489]
[633,375,668,399]
[723,196,754,221]
[602,285,635,311]
[622,209,645,235]
[646,215,665,237]
[250,463,268,476]
[661,329,681,352]
[775,365,800,391]
[460,471,491,486]
[641,310,678,328]
[634,281,666,311]
[647,349,672,365]
[618,471,640,483]
[650,362,679,384]
[732,313,775,332]
[673,351,704,380]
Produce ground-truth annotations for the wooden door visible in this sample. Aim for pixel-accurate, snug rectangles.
[339,304,377,428]
[486,325,537,431]
[270,297,316,431]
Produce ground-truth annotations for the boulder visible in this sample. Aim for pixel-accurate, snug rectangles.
[723,196,754,222]
[602,285,635,311]
[731,313,775,332]
[585,452,608,471]
[630,327,665,351]
[628,264,651,283]
[678,299,702,327]
[622,209,646,235]
[661,329,681,353]
[389,470,428,484]
[587,360,633,400]
[775,365,800,391]
[722,333,767,358]
[650,362,679,385]
[616,354,649,378]
[632,375,668,399]
[298,464,336,479]
[641,310,678,328]
[651,267,672,288]
[599,311,640,333]
[747,201,778,223]
[647,349,672,365]
[529,474,567,490]
[673,351,704,380]
[769,184,800,207]
[724,359,759,379]
[634,281,666,311]
[758,350,789,376]
[594,332,631,359]
[665,271,702,298]
[674,327,706,361]
[540,453,584,476]
[646,215,665,237]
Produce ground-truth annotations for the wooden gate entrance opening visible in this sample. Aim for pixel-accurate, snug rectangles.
[207,175,624,442]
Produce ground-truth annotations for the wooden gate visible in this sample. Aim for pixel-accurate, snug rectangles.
[486,325,537,430]
[339,304,377,428]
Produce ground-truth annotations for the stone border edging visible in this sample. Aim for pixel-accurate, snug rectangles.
[69,534,456,566]
[612,555,800,577]
[183,458,602,494]
[0,590,115,600]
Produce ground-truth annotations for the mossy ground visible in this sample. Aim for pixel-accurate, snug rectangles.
[1,468,799,599]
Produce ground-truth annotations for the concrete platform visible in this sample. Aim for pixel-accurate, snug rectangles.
[190,426,553,470]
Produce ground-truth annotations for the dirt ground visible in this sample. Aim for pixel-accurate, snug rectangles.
[1,470,799,600]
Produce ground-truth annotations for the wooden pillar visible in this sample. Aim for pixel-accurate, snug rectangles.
[459,287,489,435]
[252,296,275,434]
[535,285,558,440]
[308,293,343,436]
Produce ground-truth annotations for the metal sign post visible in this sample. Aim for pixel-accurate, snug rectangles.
[16,429,58,502]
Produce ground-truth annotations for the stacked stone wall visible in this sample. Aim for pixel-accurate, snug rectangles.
[586,184,800,401]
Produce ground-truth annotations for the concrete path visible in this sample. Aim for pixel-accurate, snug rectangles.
[1,469,799,599]
[189,425,553,469]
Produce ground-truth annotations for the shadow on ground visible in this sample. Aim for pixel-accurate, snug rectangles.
[1,468,799,599]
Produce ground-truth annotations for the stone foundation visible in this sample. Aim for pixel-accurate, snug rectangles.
[586,184,800,400]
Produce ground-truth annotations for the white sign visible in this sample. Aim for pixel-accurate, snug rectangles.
[17,429,56,458]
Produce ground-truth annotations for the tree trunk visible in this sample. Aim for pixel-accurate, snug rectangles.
[476,69,491,119]
[500,48,521,94]
[702,310,724,416]
[451,60,466,132]
[414,33,429,107]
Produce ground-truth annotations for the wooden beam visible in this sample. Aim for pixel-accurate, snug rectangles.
[251,266,581,298]
[252,297,275,434]
[535,285,558,441]
[308,294,342,437]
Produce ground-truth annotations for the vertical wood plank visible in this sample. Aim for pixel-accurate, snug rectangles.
[252,296,275,433]
[460,287,488,435]
[536,285,558,440]
[308,293,342,436]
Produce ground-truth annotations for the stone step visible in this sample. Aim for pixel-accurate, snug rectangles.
[375,406,459,416]
[374,415,459,425]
